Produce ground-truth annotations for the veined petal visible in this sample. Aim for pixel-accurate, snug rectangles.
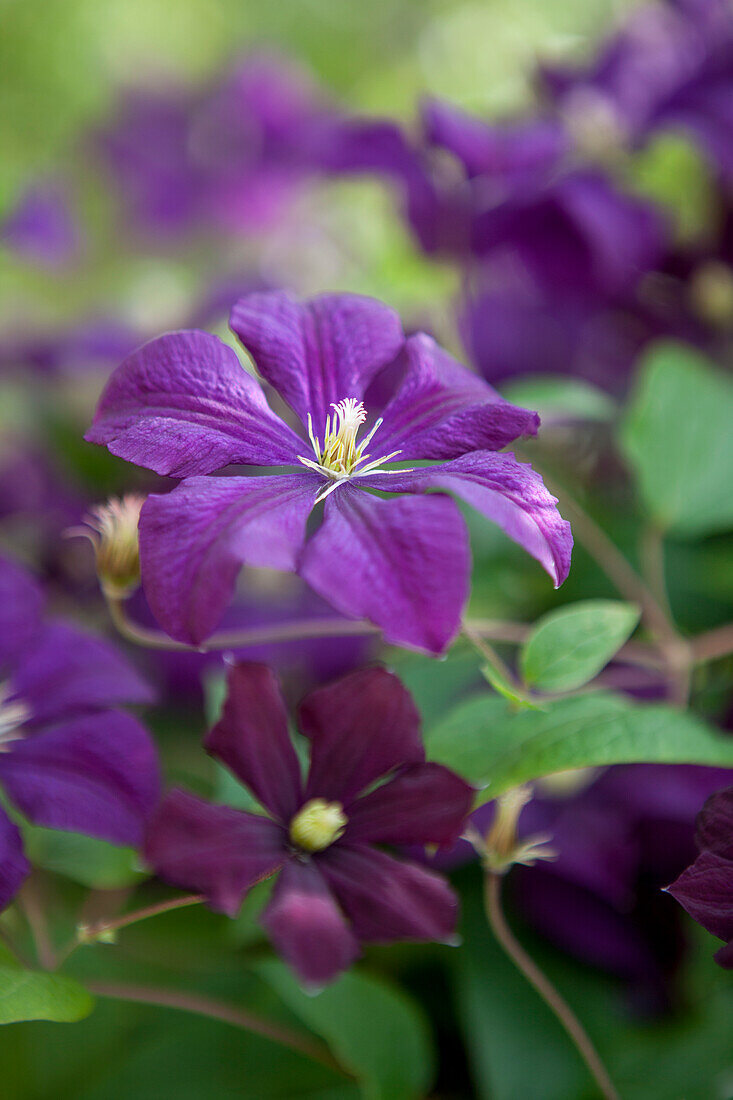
[206,662,302,823]
[229,290,404,434]
[668,850,733,945]
[298,666,424,804]
[145,789,286,917]
[260,860,360,987]
[139,473,319,645]
[86,330,305,476]
[299,484,469,654]
[370,334,539,461]
[0,807,30,913]
[345,763,474,848]
[321,844,459,944]
[363,452,572,588]
[0,712,160,847]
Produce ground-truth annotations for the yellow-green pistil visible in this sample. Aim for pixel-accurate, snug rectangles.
[289,798,347,853]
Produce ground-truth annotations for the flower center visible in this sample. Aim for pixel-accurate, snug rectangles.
[289,798,347,853]
[297,399,402,502]
[0,682,29,752]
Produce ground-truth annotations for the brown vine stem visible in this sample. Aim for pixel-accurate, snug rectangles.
[85,981,353,1078]
[57,893,204,968]
[484,872,620,1100]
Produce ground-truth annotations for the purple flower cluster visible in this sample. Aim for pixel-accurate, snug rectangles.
[0,555,160,910]
[146,662,473,986]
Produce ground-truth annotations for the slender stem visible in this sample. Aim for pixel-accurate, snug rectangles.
[639,525,674,624]
[18,881,56,970]
[483,872,620,1100]
[86,981,352,1078]
[692,622,733,663]
[81,893,204,939]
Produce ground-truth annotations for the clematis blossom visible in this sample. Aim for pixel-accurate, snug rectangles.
[86,290,572,654]
[0,555,160,911]
[146,662,474,986]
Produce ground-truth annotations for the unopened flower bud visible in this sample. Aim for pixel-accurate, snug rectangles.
[82,494,145,599]
[484,786,555,873]
[689,261,733,328]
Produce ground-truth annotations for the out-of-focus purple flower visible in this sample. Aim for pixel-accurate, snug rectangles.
[146,662,473,986]
[86,290,572,654]
[1,182,81,267]
[668,785,733,968]
[0,554,160,911]
[541,0,733,179]
[0,317,141,378]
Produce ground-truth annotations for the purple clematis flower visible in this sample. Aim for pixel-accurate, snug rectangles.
[86,290,572,654]
[1,181,81,268]
[668,785,733,968]
[145,662,474,986]
[0,554,160,911]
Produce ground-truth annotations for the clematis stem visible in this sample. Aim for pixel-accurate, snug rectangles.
[483,872,620,1100]
[18,880,57,970]
[77,892,204,941]
[85,981,354,1078]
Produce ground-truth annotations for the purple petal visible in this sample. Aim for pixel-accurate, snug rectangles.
[1,181,81,268]
[139,473,318,644]
[86,330,304,476]
[0,712,160,847]
[363,452,572,588]
[145,789,286,917]
[345,763,473,848]
[321,843,459,943]
[300,484,469,654]
[260,860,360,986]
[229,290,404,433]
[0,807,30,913]
[11,622,153,727]
[714,940,733,968]
[668,850,733,943]
[696,786,733,859]
[0,555,43,668]
[370,334,539,461]
[298,666,424,804]
[206,662,302,823]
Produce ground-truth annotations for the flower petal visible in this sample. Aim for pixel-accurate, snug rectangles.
[86,330,304,476]
[0,555,43,669]
[145,789,286,917]
[206,662,302,823]
[363,451,572,588]
[11,622,153,727]
[345,763,473,848]
[668,850,733,944]
[0,712,160,847]
[298,666,424,803]
[321,843,459,943]
[260,860,360,987]
[696,787,733,860]
[370,333,539,461]
[0,807,30,913]
[139,473,319,644]
[229,290,404,432]
[299,484,469,654]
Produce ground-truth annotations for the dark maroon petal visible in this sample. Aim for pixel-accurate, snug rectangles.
[86,330,304,476]
[363,451,572,588]
[0,712,160,847]
[206,662,302,823]
[260,859,360,987]
[299,484,469,655]
[11,622,153,727]
[321,843,459,944]
[139,473,319,644]
[145,789,286,917]
[696,786,733,859]
[0,555,43,668]
[714,940,733,968]
[345,763,474,848]
[668,850,733,944]
[298,666,424,803]
[370,334,539,462]
[229,290,404,433]
[0,807,30,913]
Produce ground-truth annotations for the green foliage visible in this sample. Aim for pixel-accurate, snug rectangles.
[520,600,640,693]
[256,960,434,1100]
[501,376,617,422]
[23,827,145,890]
[0,964,93,1026]
[620,342,733,536]
[425,691,733,802]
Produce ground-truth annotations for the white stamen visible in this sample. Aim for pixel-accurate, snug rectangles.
[0,682,29,751]
[297,398,402,487]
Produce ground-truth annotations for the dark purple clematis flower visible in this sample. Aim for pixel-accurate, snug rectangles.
[668,785,733,968]
[146,662,474,986]
[0,554,160,911]
[86,290,572,654]
[1,181,81,268]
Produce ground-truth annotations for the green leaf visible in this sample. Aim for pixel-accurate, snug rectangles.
[480,660,540,709]
[620,342,733,536]
[425,692,733,804]
[520,600,640,693]
[501,376,617,422]
[256,960,434,1100]
[23,826,145,889]
[0,967,93,1025]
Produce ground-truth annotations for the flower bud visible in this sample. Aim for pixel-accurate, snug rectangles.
[484,786,555,873]
[83,494,145,599]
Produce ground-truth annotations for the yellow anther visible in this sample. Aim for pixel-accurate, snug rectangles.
[289,799,347,853]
